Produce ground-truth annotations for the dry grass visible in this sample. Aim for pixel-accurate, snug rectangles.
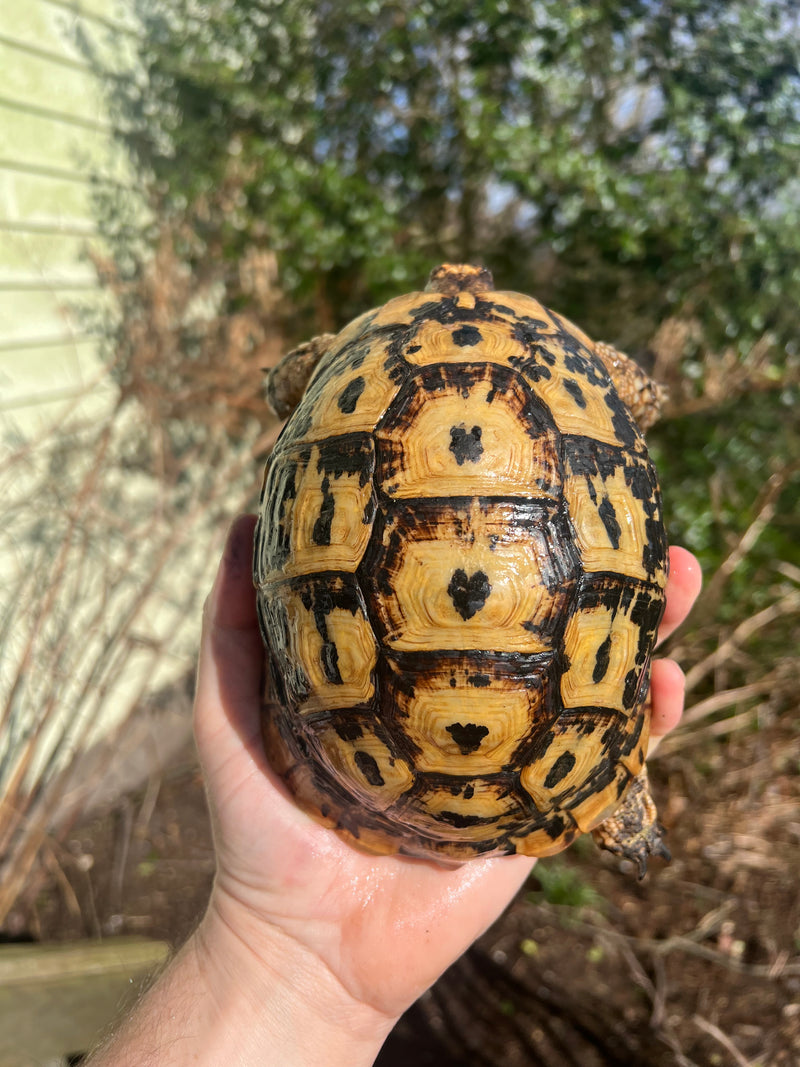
[0,227,285,928]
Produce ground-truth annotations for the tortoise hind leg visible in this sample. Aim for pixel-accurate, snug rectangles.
[594,341,666,434]
[591,766,670,879]
[266,333,337,420]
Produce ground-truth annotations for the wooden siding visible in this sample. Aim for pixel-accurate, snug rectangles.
[0,0,137,429]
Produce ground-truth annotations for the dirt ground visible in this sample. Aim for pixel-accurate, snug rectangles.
[6,718,800,1067]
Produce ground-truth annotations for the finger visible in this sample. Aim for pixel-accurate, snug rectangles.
[658,546,702,644]
[196,514,263,736]
[205,513,260,632]
[647,658,685,753]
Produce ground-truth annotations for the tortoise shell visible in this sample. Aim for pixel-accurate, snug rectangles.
[254,265,669,863]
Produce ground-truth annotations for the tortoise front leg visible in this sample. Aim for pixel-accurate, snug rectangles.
[594,341,666,433]
[591,765,670,878]
[266,333,337,420]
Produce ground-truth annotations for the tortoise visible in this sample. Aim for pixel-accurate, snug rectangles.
[253,264,670,874]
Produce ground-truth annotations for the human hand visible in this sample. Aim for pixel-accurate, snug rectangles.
[193,515,701,1053]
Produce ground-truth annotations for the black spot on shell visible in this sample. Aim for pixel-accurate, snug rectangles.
[452,324,483,347]
[449,424,484,465]
[593,634,613,683]
[447,569,492,620]
[446,721,490,754]
[623,669,641,707]
[337,376,366,414]
[312,478,335,546]
[563,377,587,408]
[603,388,639,448]
[467,673,491,688]
[512,319,551,350]
[354,750,385,787]
[449,677,457,688]
[464,784,475,800]
[543,814,566,840]
[315,434,375,488]
[598,496,621,548]
[436,810,484,828]
[524,362,553,382]
[361,494,377,526]
[321,640,342,684]
[335,721,364,741]
[544,751,576,789]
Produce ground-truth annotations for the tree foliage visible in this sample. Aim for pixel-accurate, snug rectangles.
[90,0,799,684]
[105,1,800,344]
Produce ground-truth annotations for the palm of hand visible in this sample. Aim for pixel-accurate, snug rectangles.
[195,516,700,1019]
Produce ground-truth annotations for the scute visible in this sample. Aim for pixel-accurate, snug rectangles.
[362,499,578,655]
[255,266,669,864]
[376,363,560,499]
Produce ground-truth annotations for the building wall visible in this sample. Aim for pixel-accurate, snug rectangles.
[0,0,136,431]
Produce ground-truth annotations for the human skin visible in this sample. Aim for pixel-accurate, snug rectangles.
[86,514,702,1067]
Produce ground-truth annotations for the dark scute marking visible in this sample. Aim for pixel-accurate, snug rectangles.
[335,721,364,741]
[543,814,566,840]
[593,634,613,683]
[452,324,483,347]
[464,784,475,800]
[628,709,645,750]
[467,673,492,688]
[445,721,490,755]
[449,424,484,465]
[354,750,385,787]
[449,677,457,688]
[337,376,366,414]
[563,349,606,385]
[312,478,335,545]
[435,810,484,829]
[562,435,625,482]
[563,377,587,408]
[544,751,576,789]
[447,568,492,620]
[623,668,641,708]
[512,318,551,350]
[603,388,639,448]
[361,493,377,526]
[598,496,622,549]
[524,361,553,382]
[315,434,375,488]
[321,640,342,684]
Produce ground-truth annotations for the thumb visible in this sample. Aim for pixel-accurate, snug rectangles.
[195,514,263,751]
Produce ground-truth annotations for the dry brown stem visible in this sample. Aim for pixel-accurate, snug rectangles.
[0,214,287,925]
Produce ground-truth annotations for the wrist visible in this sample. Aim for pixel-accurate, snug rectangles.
[194,890,397,1066]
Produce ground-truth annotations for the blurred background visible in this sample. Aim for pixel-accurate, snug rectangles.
[1,1,798,1064]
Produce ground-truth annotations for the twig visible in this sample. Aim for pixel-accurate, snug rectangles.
[681,677,777,726]
[683,592,800,694]
[530,904,800,979]
[699,465,797,615]
[653,704,762,757]
[692,1015,754,1067]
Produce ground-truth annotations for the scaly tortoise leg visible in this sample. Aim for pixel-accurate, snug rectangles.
[594,341,666,433]
[266,333,337,420]
[591,764,670,878]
